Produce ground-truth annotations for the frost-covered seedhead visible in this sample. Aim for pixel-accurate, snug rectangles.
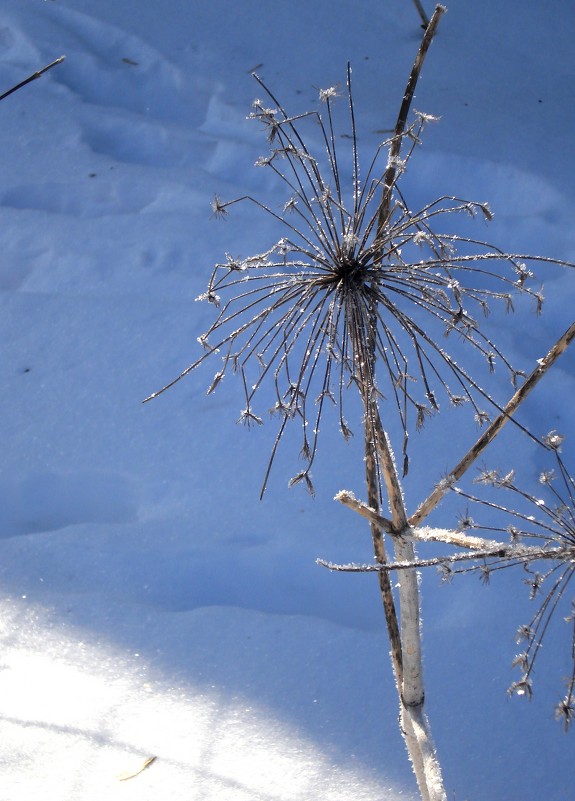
[451,435,575,729]
[148,66,548,495]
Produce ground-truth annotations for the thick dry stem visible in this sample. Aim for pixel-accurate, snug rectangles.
[372,414,424,708]
[363,405,436,801]
[363,401,404,687]
[367,399,446,801]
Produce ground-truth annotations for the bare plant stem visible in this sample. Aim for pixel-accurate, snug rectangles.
[362,390,429,796]
[318,545,570,574]
[360,275,409,767]
[376,4,446,236]
[363,398,433,801]
[361,367,444,797]
[334,489,393,531]
[411,0,431,27]
[0,56,65,102]
[410,319,575,527]
[359,8,447,799]
[363,419,405,682]
[373,408,446,801]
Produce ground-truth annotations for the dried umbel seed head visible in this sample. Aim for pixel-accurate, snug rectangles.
[449,444,575,727]
[146,63,570,500]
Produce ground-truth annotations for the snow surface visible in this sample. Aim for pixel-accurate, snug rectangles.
[1,1,574,799]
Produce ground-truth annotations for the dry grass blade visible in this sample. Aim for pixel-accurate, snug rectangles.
[117,755,158,781]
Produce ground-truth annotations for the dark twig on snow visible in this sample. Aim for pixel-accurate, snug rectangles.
[0,56,65,103]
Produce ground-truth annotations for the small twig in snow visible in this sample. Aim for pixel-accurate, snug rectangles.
[0,56,65,103]
[117,755,158,782]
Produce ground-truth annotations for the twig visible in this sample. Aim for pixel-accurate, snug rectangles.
[411,0,431,27]
[317,545,568,574]
[415,525,506,550]
[376,4,446,234]
[335,489,394,532]
[409,320,575,527]
[118,755,158,781]
[0,56,65,103]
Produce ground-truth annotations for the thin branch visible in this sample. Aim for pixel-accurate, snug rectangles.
[376,418,410,531]
[332,498,573,561]
[410,320,575,527]
[0,56,65,102]
[317,545,569,574]
[318,553,501,573]
[335,489,394,532]
[415,525,507,551]
[411,0,431,27]
[376,4,446,235]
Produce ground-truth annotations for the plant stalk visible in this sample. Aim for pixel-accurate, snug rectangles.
[361,8,447,798]
[0,56,65,102]
[410,319,575,527]
[373,408,446,801]
[376,4,445,237]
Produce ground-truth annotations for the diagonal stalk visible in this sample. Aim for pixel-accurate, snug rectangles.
[376,4,446,237]
[410,319,575,527]
[0,56,65,102]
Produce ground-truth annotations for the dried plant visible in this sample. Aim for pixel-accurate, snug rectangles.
[146,59,557,500]
[325,336,575,735]
[147,5,575,799]
[446,435,575,729]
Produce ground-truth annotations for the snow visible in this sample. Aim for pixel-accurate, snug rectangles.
[0,1,574,799]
